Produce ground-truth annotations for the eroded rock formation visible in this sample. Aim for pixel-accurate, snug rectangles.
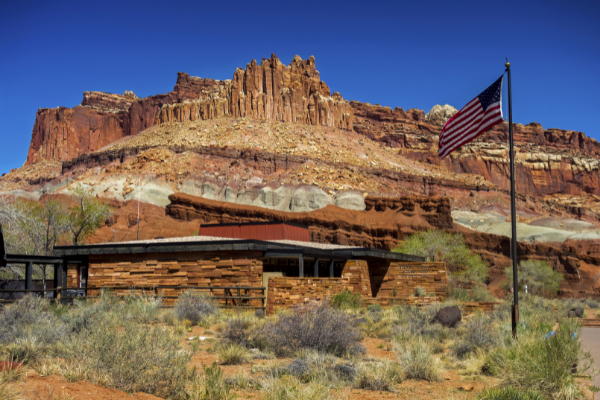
[155,54,353,130]
[26,54,353,164]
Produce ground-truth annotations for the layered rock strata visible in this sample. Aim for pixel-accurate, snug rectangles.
[26,54,353,164]
[350,101,600,198]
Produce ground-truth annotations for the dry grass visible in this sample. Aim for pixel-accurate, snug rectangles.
[217,343,251,365]
[395,337,443,382]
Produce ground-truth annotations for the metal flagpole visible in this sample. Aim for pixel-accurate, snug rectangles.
[137,177,141,241]
[506,61,519,339]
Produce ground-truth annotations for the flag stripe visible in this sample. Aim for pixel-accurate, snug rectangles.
[439,108,503,158]
[441,107,502,156]
[442,98,479,132]
[440,101,500,147]
[439,109,502,158]
[440,107,485,145]
[438,75,504,159]
[440,99,481,144]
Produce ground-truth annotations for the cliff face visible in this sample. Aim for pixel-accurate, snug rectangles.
[350,101,600,198]
[26,54,353,165]
[155,54,353,129]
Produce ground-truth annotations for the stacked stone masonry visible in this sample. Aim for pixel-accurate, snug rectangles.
[82,251,263,306]
[267,261,447,314]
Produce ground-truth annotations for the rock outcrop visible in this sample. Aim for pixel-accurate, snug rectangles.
[155,54,353,129]
[425,104,457,126]
[26,54,353,165]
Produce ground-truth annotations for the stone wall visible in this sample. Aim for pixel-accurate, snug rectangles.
[86,251,263,305]
[369,261,447,299]
[266,260,448,314]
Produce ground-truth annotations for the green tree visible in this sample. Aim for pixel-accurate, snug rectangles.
[65,185,112,245]
[394,229,488,286]
[505,259,563,297]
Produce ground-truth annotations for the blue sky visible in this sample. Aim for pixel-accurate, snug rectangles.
[1,0,598,174]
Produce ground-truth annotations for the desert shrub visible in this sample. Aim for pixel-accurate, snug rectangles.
[262,304,365,357]
[174,290,218,325]
[452,313,499,358]
[394,230,488,287]
[217,343,251,365]
[71,319,192,399]
[488,319,591,399]
[354,360,402,392]
[330,289,363,309]
[276,349,351,385]
[449,283,497,302]
[392,305,447,342]
[261,375,344,400]
[476,386,546,400]
[121,292,162,323]
[220,318,253,347]
[5,336,46,364]
[582,298,599,309]
[396,337,442,381]
[505,260,563,297]
[188,363,235,400]
[225,372,260,389]
[414,286,426,297]
[366,304,382,313]
[0,295,67,356]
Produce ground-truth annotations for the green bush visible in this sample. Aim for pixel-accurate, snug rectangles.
[505,260,563,297]
[487,319,591,399]
[394,230,489,302]
[330,289,363,309]
[476,386,546,400]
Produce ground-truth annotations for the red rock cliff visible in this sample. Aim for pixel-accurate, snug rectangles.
[26,54,353,164]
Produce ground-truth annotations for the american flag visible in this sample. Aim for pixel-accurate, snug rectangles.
[438,75,504,159]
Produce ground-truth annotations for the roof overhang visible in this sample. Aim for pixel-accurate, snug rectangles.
[53,239,424,262]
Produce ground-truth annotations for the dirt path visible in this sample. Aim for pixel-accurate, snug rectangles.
[582,328,600,400]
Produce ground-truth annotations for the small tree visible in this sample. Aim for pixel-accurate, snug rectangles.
[394,230,488,287]
[66,185,111,245]
[505,259,563,297]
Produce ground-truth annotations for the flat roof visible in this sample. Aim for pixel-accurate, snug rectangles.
[52,236,424,262]
[200,221,309,229]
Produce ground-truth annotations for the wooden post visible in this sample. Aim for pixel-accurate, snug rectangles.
[329,260,334,278]
[61,262,68,305]
[53,264,59,299]
[25,262,33,292]
[314,259,319,277]
[299,254,304,277]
